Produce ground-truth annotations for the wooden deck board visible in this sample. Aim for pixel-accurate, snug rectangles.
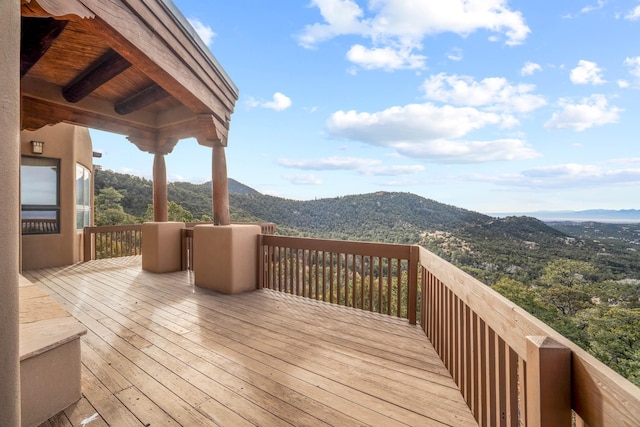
[27,256,477,427]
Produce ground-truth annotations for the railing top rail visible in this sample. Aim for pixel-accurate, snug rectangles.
[419,246,553,358]
[84,224,143,233]
[419,246,640,426]
[262,234,415,259]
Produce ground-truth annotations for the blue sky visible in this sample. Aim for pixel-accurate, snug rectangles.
[91,0,640,214]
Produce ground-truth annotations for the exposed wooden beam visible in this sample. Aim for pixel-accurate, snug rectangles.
[21,95,156,141]
[115,84,170,115]
[20,17,68,78]
[62,49,131,103]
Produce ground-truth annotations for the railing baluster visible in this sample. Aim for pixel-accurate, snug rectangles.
[507,347,518,427]
[498,337,507,427]
[329,253,334,304]
[351,254,357,309]
[395,258,401,317]
[368,255,374,311]
[322,251,327,301]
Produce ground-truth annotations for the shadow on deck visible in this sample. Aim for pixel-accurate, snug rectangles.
[24,256,476,426]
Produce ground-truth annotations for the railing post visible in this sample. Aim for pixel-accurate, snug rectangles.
[83,227,92,262]
[257,234,264,289]
[408,245,419,325]
[526,336,572,427]
[180,228,188,271]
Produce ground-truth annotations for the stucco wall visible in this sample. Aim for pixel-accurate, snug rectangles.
[0,1,21,424]
[20,124,93,270]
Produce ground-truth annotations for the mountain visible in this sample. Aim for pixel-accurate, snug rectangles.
[94,169,640,284]
[229,191,639,283]
[94,169,259,218]
[491,209,640,223]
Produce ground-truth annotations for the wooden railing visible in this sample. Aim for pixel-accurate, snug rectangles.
[258,235,419,324]
[421,246,640,427]
[22,218,58,234]
[258,235,640,427]
[83,225,142,261]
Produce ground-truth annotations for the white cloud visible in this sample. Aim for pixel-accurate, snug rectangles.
[570,60,606,85]
[581,0,606,14]
[279,156,380,170]
[284,173,323,185]
[346,44,426,70]
[326,103,540,163]
[364,164,426,176]
[298,0,530,71]
[421,73,546,113]
[545,94,621,131]
[618,80,631,88]
[395,138,539,163]
[247,92,293,111]
[625,5,640,20]
[328,103,503,142]
[520,61,541,76]
[277,156,425,176]
[624,56,640,84]
[485,163,640,189]
[564,1,606,19]
[188,18,216,47]
[264,92,293,111]
[447,48,463,61]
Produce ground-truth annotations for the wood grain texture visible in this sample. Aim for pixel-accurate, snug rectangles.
[25,256,476,426]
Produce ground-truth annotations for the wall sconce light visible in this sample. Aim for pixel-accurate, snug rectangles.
[31,140,44,155]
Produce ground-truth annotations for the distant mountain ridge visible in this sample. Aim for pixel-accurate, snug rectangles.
[491,209,640,223]
[95,169,640,284]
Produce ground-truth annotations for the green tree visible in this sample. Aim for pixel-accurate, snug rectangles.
[538,259,595,316]
[581,307,640,386]
[540,259,597,288]
[143,201,194,222]
[94,187,137,226]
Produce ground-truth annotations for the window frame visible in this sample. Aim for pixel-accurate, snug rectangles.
[21,156,61,235]
[76,163,92,230]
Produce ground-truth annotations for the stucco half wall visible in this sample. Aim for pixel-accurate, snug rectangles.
[193,224,261,294]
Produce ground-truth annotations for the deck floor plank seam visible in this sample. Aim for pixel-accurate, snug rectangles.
[25,257,477,427]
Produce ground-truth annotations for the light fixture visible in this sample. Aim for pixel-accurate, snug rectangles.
[31,140,44,155]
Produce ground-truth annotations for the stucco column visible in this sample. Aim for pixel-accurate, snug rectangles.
[212,145,230,225]
[153,153,168,222]
[0,0,22,425]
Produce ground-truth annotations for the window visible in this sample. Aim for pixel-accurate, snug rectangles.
[76,164,91,229]
[21,156,60,234]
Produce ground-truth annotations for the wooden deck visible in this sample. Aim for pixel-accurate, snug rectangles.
[24,257,477,427]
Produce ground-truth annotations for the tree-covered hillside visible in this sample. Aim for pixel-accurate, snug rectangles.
[95,169,259,219]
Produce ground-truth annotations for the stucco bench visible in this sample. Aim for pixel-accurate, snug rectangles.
[19,275,87,427]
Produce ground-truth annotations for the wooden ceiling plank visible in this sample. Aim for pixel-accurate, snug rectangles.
[134,0,238,107]
[20,17,68,78]
[77,0,234,120]
[62,48,131,103]
[114,84,170,115]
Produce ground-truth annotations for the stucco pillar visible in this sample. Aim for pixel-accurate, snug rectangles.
[0,0,22,425]
[212,145,230,225]
[153,153,168,222]
[193,224,261,293]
